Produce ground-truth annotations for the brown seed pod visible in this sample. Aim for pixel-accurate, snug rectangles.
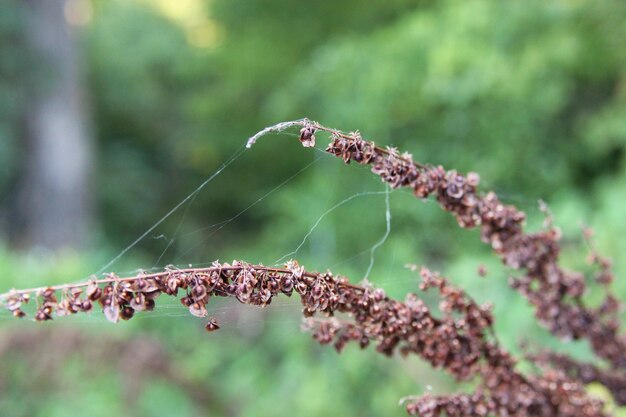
[144,299,156,311]
[296,282,308,295]
[299,126,316,148]
[35,309,52,322]
[87,286,102,301]
[205,318,220,332]
[81,300,93,312]
[189,302,207,318]
[191,284,207,301]
[130,293,146,311]
[281,277,294,296]
[120,306,135,321]
[12,309,26,318]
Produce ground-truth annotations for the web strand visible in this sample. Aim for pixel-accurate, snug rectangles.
[365,186,391,279]
[171,155,324,264]
[274,190,389,265]
[93,145,248,276]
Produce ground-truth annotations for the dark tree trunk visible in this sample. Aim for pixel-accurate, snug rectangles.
[11,0,94,250]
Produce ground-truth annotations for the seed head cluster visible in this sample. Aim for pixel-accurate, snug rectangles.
[2,261,337,328]
[308,267,605,417]
[322,122,625,371]
[1,119,624,416]
[0,261,608,417]
[528,351,626,406]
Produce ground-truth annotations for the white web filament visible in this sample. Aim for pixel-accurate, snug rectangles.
[274,190,389,265]
[365,186,391,279]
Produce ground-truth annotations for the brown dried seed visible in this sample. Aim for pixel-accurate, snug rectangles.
[296,282,308,295]
[120,306,135,320]
[42,288,56,301]
[12,309,26,318]
[135,278,147,290]
[180,296,193,307]
[205,318,220,332]
[88,287,102,301]
[130,293,146,311]
[81,300,93,312]
[281,277,294,293]
[167,277,180,293]
[312,284,324,298]
[189,302,208,318]
[145,299,156,311]
[192,284,207,300]
[359,336,370,349]
[268,279,279,293]
[467,172,480,187]
[259,288,272,303]
[299,126,316,148]
[35,309,51,321]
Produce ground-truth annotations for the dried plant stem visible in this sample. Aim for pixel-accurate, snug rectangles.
[246,119,308,148]
[247,118,424,167]
[276,119,625,371]
[0,265,357,301]
[1,119,624,416]
[0,260,608,416]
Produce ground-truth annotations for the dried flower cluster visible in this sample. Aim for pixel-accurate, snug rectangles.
[305,121,625,365]
[528,352,626,406]
[0,261,609,417]
[1,261,334,328]
[308,267,605,417]
[1,119,624,416]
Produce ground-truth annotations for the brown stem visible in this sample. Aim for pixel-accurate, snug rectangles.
[0,264,362,301]
[297,119,625,371]
[0,258,608,416]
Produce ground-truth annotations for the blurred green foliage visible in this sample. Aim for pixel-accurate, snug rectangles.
[1,0,626,415]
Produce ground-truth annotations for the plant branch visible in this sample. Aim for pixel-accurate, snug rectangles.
[0,260,608,416]
[268,119,625,371]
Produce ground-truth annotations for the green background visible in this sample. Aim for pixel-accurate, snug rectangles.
[1,0,625,415]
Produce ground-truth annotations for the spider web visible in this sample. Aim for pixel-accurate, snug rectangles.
[0,122,558,402]
[0,121,546,335]
[0,126,341,321]
[94,123,397,273]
